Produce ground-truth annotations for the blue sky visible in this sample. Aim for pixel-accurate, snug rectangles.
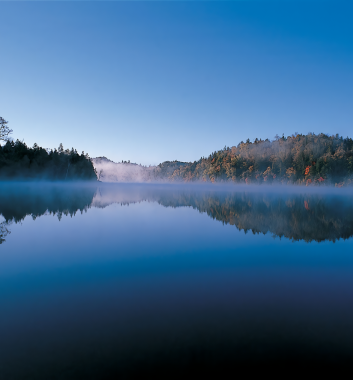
[1,1,352,165]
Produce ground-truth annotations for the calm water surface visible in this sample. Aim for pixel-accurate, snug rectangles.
[1,183,353,378]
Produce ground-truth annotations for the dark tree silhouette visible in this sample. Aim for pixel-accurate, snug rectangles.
[0,140,97,180]
[0,118,97,180]
[0,117,13,141]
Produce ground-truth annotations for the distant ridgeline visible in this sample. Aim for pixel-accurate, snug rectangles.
[0,140,97,180]
[155,133,353,186]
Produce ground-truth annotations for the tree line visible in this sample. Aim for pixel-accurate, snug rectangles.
[154,133,353,186]
[2,115,353,185]
[0,117,97,180]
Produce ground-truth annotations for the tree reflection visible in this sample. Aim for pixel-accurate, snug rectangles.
[0,183,97,244]
[0,220,11,244]
[156,191,353,242]
[1,184,352,244]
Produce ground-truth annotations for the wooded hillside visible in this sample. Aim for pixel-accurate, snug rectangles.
[156,133,353,186]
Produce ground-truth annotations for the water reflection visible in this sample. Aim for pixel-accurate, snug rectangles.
[0,220,11,244]
[1,183,353,244]
[155,191,353,242]
[0,183,96,244]
[1,184,353,376]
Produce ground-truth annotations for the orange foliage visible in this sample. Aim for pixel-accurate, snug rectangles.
[304,200,310,210]
[304,166,311,175]
[286,167,296,178]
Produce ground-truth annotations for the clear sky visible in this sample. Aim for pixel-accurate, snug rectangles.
[1,1,352,165]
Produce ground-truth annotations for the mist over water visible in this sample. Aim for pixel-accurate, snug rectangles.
[1,182,352,244]
[1,182,353,377]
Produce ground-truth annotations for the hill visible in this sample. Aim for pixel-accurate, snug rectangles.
[158,133,353,186]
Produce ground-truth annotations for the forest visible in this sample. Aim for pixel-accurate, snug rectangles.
[154,133,353,186]
[0,116,97,180]
[0,140,97,180]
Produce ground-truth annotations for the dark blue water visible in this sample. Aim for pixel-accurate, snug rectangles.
[1,183,353,378]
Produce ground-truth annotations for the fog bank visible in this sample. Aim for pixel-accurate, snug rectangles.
[92,157,155,183]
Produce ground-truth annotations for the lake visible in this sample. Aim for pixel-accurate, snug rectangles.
[1,182,353,378]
